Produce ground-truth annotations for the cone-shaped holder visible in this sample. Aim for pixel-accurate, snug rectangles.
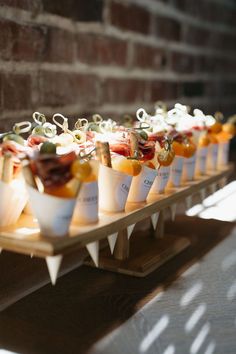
[149,166,170,194]
[27,186,76,237]
[73,181,98,225]
[98,164,132,212]
[169,157,184,187]
[185,195,192,210]
[151,212,159,230]
[207,144,218,171]
[46,255,63,285]
[127,165,157,203]
[170,203,177,221]
[218,141,230,167]
[196,147,208,175]
[86,241,99,267]
[127,223,136,239]
[182,155,196,181]
[0,179,28,227]
[108,232,118,254]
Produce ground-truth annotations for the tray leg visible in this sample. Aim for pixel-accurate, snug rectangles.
[113,228,129,260]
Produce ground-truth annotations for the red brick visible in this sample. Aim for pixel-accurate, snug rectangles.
[155,16,181,41]
[42,0,103,22]
[44,27,75,63]
[182,82,204,97]
[150,81,179,101]
[103,78,148,104]
[39,71,100,107]
[184,26,210,47]
[2,73,32,110]
[77,33,127,66]
[0,0,41,12]
[12,23,45,61]
[132,43,166,70]
[0,20,13,60]
[171,52,195,73]
[110,2,151,34]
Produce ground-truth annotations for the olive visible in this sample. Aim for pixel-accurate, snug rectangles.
[138,130,148,140]
[3,133,25,145]
[40,141,57,154]
[87,123,100,132]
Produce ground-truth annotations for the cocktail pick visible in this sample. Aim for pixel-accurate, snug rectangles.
[185,195,192,210]
[53,113,86,144]
[107,232,118,254]
[46,255,63,285]
[127,223,136,239]
[170,203,177,221]
[86,241,99,267]
[151,212,159,230]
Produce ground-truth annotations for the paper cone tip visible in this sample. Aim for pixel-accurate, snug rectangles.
[151,212,159,230]
[108,233,118,254]
[127,223,136,239]
[86,241,99,267]
[30,253,34,258]
[170,204,177,221]
[0,248,2,254]
[46,255,63,285]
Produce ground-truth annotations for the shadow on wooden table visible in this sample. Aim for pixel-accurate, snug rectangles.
[0,215,235,354]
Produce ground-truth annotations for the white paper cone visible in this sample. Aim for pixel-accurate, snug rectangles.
[86,241,99,267]
[151,212,159,230]
[185,195,192,210]
[210,183,217,194]
[108,232,118,254]
[169,157,184,187]
[73,181,98,224]
[127,223,136,239]
[46,255,63,285]
[218,141,230,166]
[196,147,208,175]
[170,203,177,221]
[149,166,170,194]
[127,165,157,203]
[0,248,2,254]
[98,165,132,212]
[207,144,218,171]
[182,155,196,181]
[27,187,76,237]
[0,179,28,227]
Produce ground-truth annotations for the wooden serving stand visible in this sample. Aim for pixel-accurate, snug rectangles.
[0,165,233,279]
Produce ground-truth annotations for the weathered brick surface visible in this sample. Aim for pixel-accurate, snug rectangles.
[0,0,236,125]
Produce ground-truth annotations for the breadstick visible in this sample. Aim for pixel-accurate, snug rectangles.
[96,141,112,167]
[2,153,13,183]
[130,131,139,159]
[95,141,102,163]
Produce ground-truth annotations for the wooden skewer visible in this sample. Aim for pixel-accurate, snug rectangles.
[96,141,112,168]
[22,160,38,189]
[130,131,139,159]
[2,153,13,183]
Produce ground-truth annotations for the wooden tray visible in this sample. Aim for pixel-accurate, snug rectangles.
[0,165,233,260]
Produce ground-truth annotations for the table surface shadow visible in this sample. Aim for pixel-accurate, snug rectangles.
[0,215,235,354]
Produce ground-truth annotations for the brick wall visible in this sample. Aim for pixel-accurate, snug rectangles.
[0,0,236,129]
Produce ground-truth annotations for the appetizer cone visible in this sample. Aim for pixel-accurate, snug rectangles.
[27,186,76,237]
[127,165,157,203]
[218,141,230,166]
[98,164,132,212]
[0,178,27,227]
[182,155,196,181]
[195,147,208,175]
[207,143,218,171]
[149,166,170,194]
[73,180,98,224]
[168,156,184,187]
